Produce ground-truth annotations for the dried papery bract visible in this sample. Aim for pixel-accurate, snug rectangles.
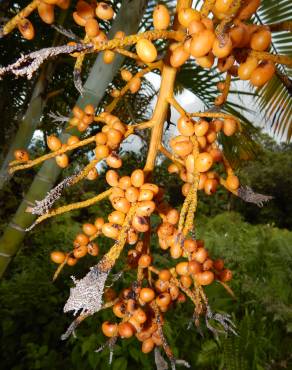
[2,0,289,365]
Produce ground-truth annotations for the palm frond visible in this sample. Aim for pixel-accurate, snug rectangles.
[254,0,292,141]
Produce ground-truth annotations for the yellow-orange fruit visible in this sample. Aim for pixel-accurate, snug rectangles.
[170,244,182,259]
[214,0,233,13]
[223,118,237,136]
[250,62,275,87]
[103,50,115,64]
[38,3,55,24]
[194,119,209,137]
[202,258,213,271]
[82,223,97,236]
[138,189,154,201]
[177,116,195,136]
[220,269,233,282]
[118,322,135,338]
[140,288,155,303]
[112,197,131,213]
[129,77,141,93]
[93,31,108,43]
[67,135,79,146]
[214,259,224,271]
[212,36,233,58]
[67,257,77,266]
[138,254,152,268]
[127,227,138,245]
[131,169,145,188]
[153,4,170,30]
[181,275,192,288]
[201,17,214,30]
[172,140,193,157]
[206,129,217,144]
[85,18,100,38]
[125,186,140,203]
[73,11,86,26]
[102,222,120,239]
[95,132,107,145]
[196,53,214,68]
[94,217,104,230]
[73,245,88,259]
[87,242,99,256]
[113,301,126,318]
[72,105,84,119]
[105,170,119,187]
[237,0,260,20]
[226,175,240,190]
[178,8,200,27]
[86,168,98,181]
[195,271,214,285]
[156,292,171,307]
[50,251,65,264]
[194,247,208,263]
[136,200,156,217]
[170,46,190,68]
[95,144,109,159]
[18,19,35,40]
[204,178,218,195]
[166,209,179,225]
[111,90,120,100]
[108,210,125,225]
[14,149,29,161]
[77,121,89,132]
[118,176,132,190]
[107,128,123,145]
[106,153,122,169]
[55,154,69,168]
[120,69,132,82]
[188,260,201,274]
[56,0,69,9]
[190,29,215,58]
[140,183,159,195]
[176,261,189,276]
[75,233,89,246]
[96,2,114,20]
[159,269,171,281]
[229,25,244,47]
[238,56,258,80]
[188,20,205,35]
[142,338,155,353]
[184,239,197,253]
[76,0,94,19]
[195,152,213,172]
[136,39,157,63]
[102,321,118,337]
[132,215,149,233]
[209,148,222,162]
[182,182,191,197]
[47,135,62,151]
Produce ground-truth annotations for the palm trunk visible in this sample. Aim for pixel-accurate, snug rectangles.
[0,0,148,278]
[0,63,54,188]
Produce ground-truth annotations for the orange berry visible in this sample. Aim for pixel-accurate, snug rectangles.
[153,4,170,30]
[73,245,88,259]
[102,321,118,337]
[50,251,66,264]
[195,152,213,172]
[204,178,218,195]
[87,242,99,256]
[75,233,89,245]
[125,186,140,203]
[106,170,119,187]
[214,259,224,271]
[82,223,97,236]
[129,77,141,93]
[85,18,99,37]
[132,215,149,233]
[112,197,131,213]
[118,322,135,338]
[190,29,215,58]
[250,29,271,51]
[121,69,133,81]
[55,154,69,168]
[250,61,275,87]
[94,217,104,230]
[86,167,98,180]
[176,261,189,276]
[47,135,62,151]
[142,338,155,353]
[194,119,209,137]
[220,269,232,282]
[178,8,200,27]
[136,39,157,63]
[14,149,29,161]
[140,287,155,303]
[38,3,55,24]
[95,144,110,159]
[226,175,240,190]
[177,116,195,136]
[136,200,156,217]
[67,257,77,266]
[170,46,190,68]
[103,50,115,64]
[102,222,120,239]
[194,247,208,263]
[96,2,114,20]
[67,135,80,146]
[18,18,35,40]
[131,169,145,188]
[223,118,237,136]
[108,210,125,225]
[195,271,214,285]
[159,269,171,281]
[138,254,152,268]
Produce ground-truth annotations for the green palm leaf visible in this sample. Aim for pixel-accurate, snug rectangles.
[253,0,292,140]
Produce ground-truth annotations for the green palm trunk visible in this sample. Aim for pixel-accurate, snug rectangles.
[0,0,148,278]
